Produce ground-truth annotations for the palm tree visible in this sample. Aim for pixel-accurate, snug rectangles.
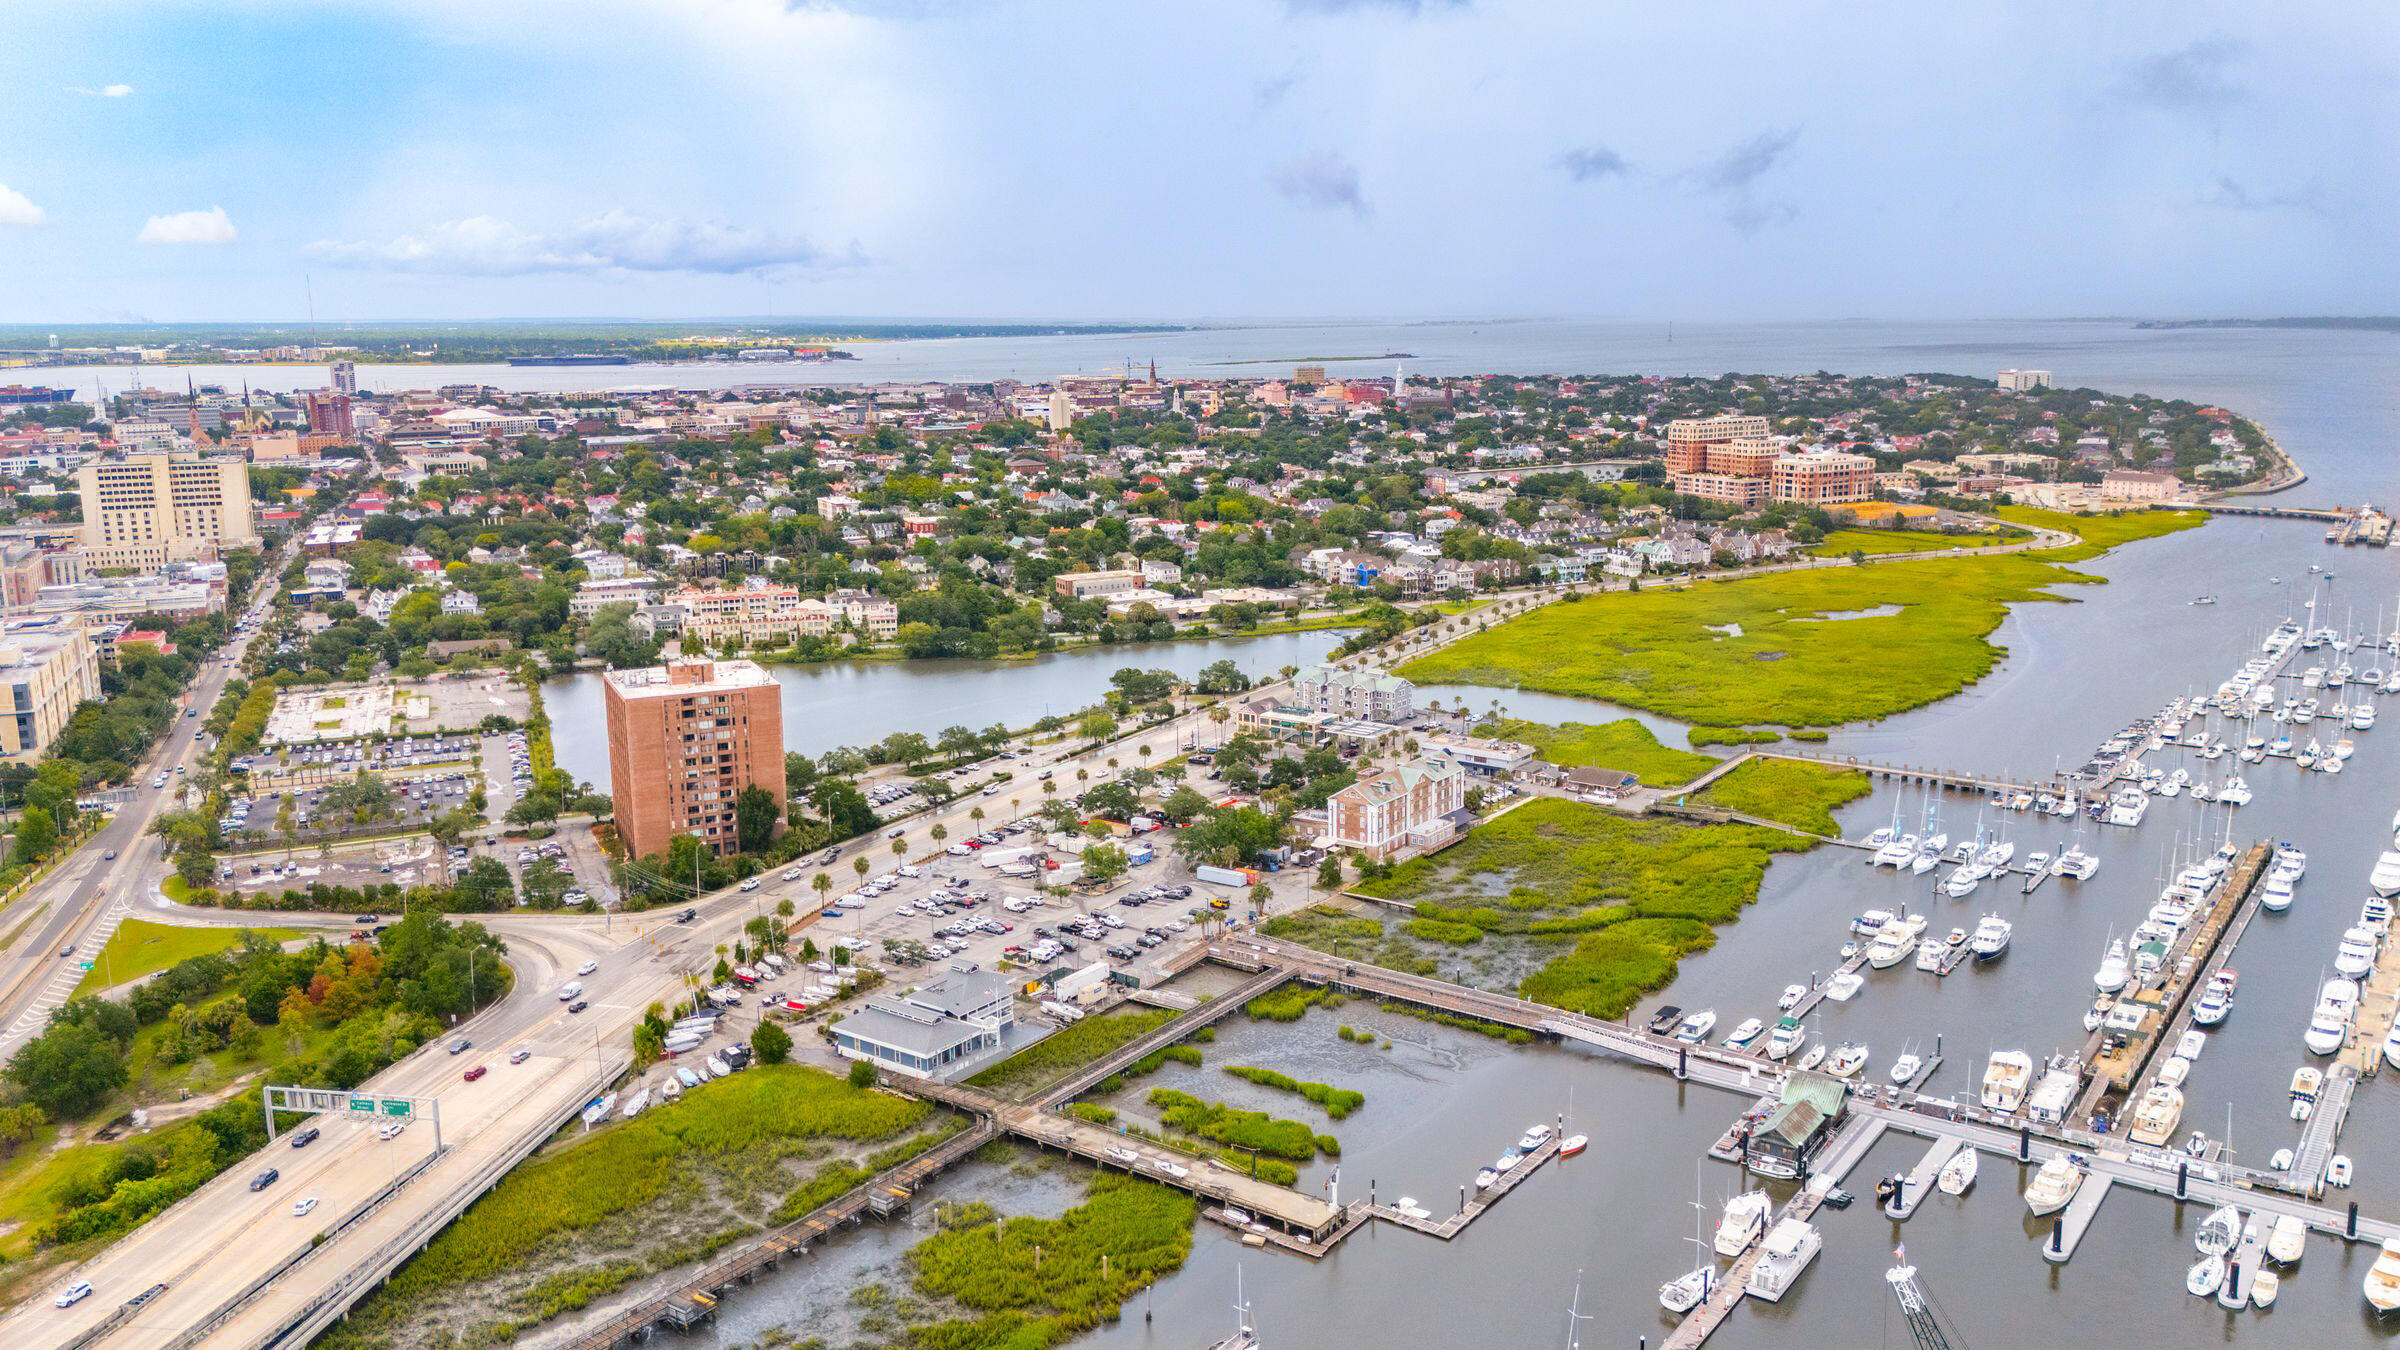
[1009,796,1021,821]
[852,856,869,883]
[891,837,907,862]
[1076,768,1089,787]
[1107,757,1119,772]
[970,806,985,829]
[930,823,947,846]
[1137,745,1152,766]
[813,872,833,910]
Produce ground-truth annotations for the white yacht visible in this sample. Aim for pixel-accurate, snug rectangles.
[2056,845,2099,880]
[2191,973,2236,1026]
[1866,916,1926,969]
[2093,939,2130,993]
[2128,1084,2186,1147]
[1849,908,1895,937]
[2260,874,2295,913]
[1743,1219,1821,1302]
[1937,1148,1977,1195]
[2268,1214,2306,1264]
[1823,971,1864,1002]
[1674,1009,1718,1043]
[1721,1018,1765,1050]
[1873,833,1917,868]
[2027,1058,2081,1125]
[1969,914,2013,962]
[2336,926,2380,979]
[1825,1042,1870,1079]
[2305,985,2356,1056]
[1715,1190,1772,1256]
[1764,1016,1804,1060]
[2367,1238,2400,1316]
[1777,983,1808,1011]
[1518,1123,1554,1152]
[2023,1155,2084,1217]
[2386,1016,2400,1073]
[2373,851,2400,898]
[1980,1050,2033,1112]
[2107,788,2149,827]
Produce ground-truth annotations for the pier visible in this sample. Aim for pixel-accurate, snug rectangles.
[2043,1176,2114,1263]
[2345,923,2400,1078]
[1884,1135,1966,1220]
[1367,1134,1562,1239]
[2288,1065,2356,1197]
[1687,749,2081,803]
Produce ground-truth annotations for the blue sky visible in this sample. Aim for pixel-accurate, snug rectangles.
[0,0,2390,322]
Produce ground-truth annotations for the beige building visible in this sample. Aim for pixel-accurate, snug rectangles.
[604,658,786,860]
[77,453,257,570]
[0,619,102,763]
[2100,469,2182,501]
[1664,415,1772,474]
[1996,369,2053,392]
[1769,450,1877,505]
[1328,756,1466,860]
[1052,569,1144,599]
[674,585,838,644]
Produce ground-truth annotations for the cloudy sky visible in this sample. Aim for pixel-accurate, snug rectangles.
[0,0,2389,323]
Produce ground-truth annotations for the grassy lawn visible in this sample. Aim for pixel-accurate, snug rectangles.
[1348,797,1833,1017]
[74,920,310,997]
[965,1007,1176,1098]
[1994,504,2206,561]
[1808,528,2008,557]
[1690,758,1874,835]
[1484,717,1715,785]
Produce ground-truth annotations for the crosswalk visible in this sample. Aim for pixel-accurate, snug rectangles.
[0,896,132,1056]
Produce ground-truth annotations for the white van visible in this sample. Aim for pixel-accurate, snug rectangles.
[557,982,582,1001]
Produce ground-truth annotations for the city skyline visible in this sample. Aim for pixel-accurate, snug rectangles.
[1,1,2390,323]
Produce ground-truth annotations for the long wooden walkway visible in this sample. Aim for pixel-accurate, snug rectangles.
[1369,1135,1561,1239]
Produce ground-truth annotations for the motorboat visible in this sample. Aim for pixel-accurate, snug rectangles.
[2365,895,2394,932]
[2023,1155,2084,1216]
[2158,1056,2191,1088]
[2196,1203,2239,1256]
[1936,1148,1977,1195]
[1825,1042,1870,1079]
[2329,1154,2354,1188]
[1777,983,1808,1011]
[2176,1029,2206,1061]
[2107,788,2150,827]
[1659,1266,1712,1315]
[2336,926,2380,979]
[619,1087,650,1120]
[2268,1214,2306,1264]
[2305,1003,2351,1056]
[1674,1009,1718,1043]
[2187,1254,2225,1298]
[2368,1238,2400,1315]
[1494,1148,1523,1173]
[1764,1016,1804,1060]
[1980,1051,2033,1112]
[2272,1147,2296,1172]
[2386,1015,2400,1072]
[1559,1134,1587,1157]
[1648,1005,1686,1036]
[2273,844,2305,879]
[1518,1123,1554,1152]
[1715,1190,1772,1256]
[1742,1219,1821,1302]
[1914,940,1948,973]
[2026,1058,2081,1125]
[659,1077,682,1102]
[2083,998,2111,1032]
[2373,851,2400,897]
[2250,1268,2280,1309]
[1888,1051,1923,1085]
[2093,939,2130,993]
[2291,1067,2324,1119]
[1796,1042,1829,1072]
[2056,845,2099,880]
[2259,874,2295,912]
[2192,974,2235,1026]
[1867,917,1927,969]
[1969,914,2013,962]
[1940,863,1987,898]
[1722,1017,1765,1049]
[1473,1167,1499,1190]
[2128,1084,2186,1146]
[1849,909,1895,938]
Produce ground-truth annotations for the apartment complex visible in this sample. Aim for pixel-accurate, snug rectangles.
[1768,450,1877,505]
[603,658,786,860]
[1663,415,1773,475]
[0,619,102,763]
[1996,369,2054,393]
[1291,663,1415,722]
[76,453,257,570]
[1052,569,1145,599]
[1328,756,1467,860]
[673,585,839,644]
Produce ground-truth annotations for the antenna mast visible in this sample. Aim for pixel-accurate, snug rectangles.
[1886,1254,1961,1350]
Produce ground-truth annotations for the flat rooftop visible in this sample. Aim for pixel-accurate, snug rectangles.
[603,657,777,699]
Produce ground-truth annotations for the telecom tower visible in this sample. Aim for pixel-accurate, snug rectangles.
[1885,1254,1962,1350]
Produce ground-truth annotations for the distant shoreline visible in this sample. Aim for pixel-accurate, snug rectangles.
[2133,317,2400,333]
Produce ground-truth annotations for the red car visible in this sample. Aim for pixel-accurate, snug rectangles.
[463,1065,487,1082]
[963,839,984,849]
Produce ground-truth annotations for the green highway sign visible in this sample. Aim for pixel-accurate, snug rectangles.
[381,1099,412,1118]
[75,961,92,972]
[348,1097,377,1114]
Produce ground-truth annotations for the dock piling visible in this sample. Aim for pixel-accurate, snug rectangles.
[2350,1202,2360,1240]
[1677,1046,1689,1081]
[2176,1161,2187,1201]
[2019,1125,2031,1162]
[2049,1216,2063,1257]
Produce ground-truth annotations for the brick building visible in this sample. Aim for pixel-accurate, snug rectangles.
[1328,756,1466,860]
[604,658,786,860]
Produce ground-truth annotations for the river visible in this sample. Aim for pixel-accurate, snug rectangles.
[541,629,1350,788]
[425,320,2400,1346]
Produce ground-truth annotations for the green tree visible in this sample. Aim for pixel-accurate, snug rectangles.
[848,1056,877,1088]
[813,872,833,911]
[752,1019,793,1065]
[5,1021,126,1115]
[734,784,779,853]
[10,805,57,865]
[1316,855,1344,890]
[1082,842,1129,885]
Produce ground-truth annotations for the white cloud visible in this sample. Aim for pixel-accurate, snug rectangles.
[0,184,46,228]
[137,206,238,245]
[70,84,135,97]
[304,210,859,275]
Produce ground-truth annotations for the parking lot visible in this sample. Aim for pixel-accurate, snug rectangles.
[259,674,530,747]
[217,766,478,851]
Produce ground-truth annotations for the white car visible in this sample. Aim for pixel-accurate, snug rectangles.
[739,878,760,892]
[783,868,803,882]
[377,1121,407,1141]
[577,960,598,976]
[558,982,582,1001]
[54,1281,91,1308]
[293,1196,319,1218]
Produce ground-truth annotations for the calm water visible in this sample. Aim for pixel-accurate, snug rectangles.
[467,321,2400,1346]
[543,630,1349,787]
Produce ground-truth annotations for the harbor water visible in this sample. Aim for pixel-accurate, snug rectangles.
[493,319,2400,1346]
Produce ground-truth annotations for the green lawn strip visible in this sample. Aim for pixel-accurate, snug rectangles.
[1377,1001,1537,1044]
[964,1007,1176,1098]
[1994,504,2206,561]
[901,1176,1195,1349]
[1484,717,1714,785]
[1689,759,1874,836]
[1809,527,2008,557]
[1088,1044,1201,1095]
[1351,798,1835,1018]
[318,1066,933,1345]
[1222,1065,1364,1120]
[1396,545,2159,728]
[74,920,310,997]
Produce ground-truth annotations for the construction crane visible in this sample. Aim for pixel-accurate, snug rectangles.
[1885,1249,1963,1350]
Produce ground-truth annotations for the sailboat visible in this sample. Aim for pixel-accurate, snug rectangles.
[1937,1147,1978,1195]
[1660,1165,1715,1315]
[1208,1269,1260,1350]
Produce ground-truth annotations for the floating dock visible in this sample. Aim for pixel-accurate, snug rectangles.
[1885,1136,1967,1220]
[2042,1175,2114,1263]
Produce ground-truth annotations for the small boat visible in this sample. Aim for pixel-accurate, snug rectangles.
[1106,1146,1140,1165]
[1796,1042,1829,1072]
[1849,909,1895,937]
[1825,1042,1870,1079]
[1223,1206,1253,1228]
[2250,1267,2279,1309]
[2158,1055,2191,1088]
[1980,1050,2033,1112]
[619,1087,650,1120]
[1473,1167,1499,1190]
[2328,1154,2354,1188]
[2175,1029,2205,1061]
[2373,851,2400,897]
[2367,1237,2400,1314]
[2268,1214,2306,1264]
[1764,1016,1804,1060]
[660,1077,682,1102]
[2197,1204,2241,1255]
[2187,1254,2225,1298]
[1648,1005,1686,1035]
[2260,875,2295,912]
[1776,983,1807,1011]
[1969,914,2013,962]
[2024,1155,2083,1216]
[1674,1010,1717,1043]
[2386,1016,2400,1072]
[2291,1067,2324,1119]
[1823,971,1864,1002]
[1888,1051,1922,1085]
[1722,1017,1765,1049]
[2093,939,2130,993]
[1393,1196,1432,1220]
[1495,1148,1523,1172]
[2271,1147,2296,1171]
[1559,1134,1587,1158]
[1518,1123,1554,1152]
[1659,1266,1712,1315]
[2128,1084,2186,1147]
[1715,1190,1772,1256]
[1936,1148,1977,1196]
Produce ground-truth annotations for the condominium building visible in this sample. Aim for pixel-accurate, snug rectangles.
[1052,569,1144,599]
[1328,756,1467,860]
[1663,415,1772,474]
[603,658,786,860]
[1670,471,1771,507]
[0,619,102,763]
[1768,450,1878,505]
[76,453,257,570]
[1291,663,1415,722]
[1996,369,2053,393]
[673,584,838,644]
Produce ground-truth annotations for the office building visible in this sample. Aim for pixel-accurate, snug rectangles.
[76,453,257,571]
[603,658,785,861]
[0,619,103,763]
[330,360,358,395]
[1052,569,1144,599]
[301,390,355,439]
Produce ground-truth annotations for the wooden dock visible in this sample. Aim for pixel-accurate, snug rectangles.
[2289,1065,2357,1197]
[1368,1135,1562,1239]
[2344,924,2400,1078]
[2042,1176,2114,1263]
